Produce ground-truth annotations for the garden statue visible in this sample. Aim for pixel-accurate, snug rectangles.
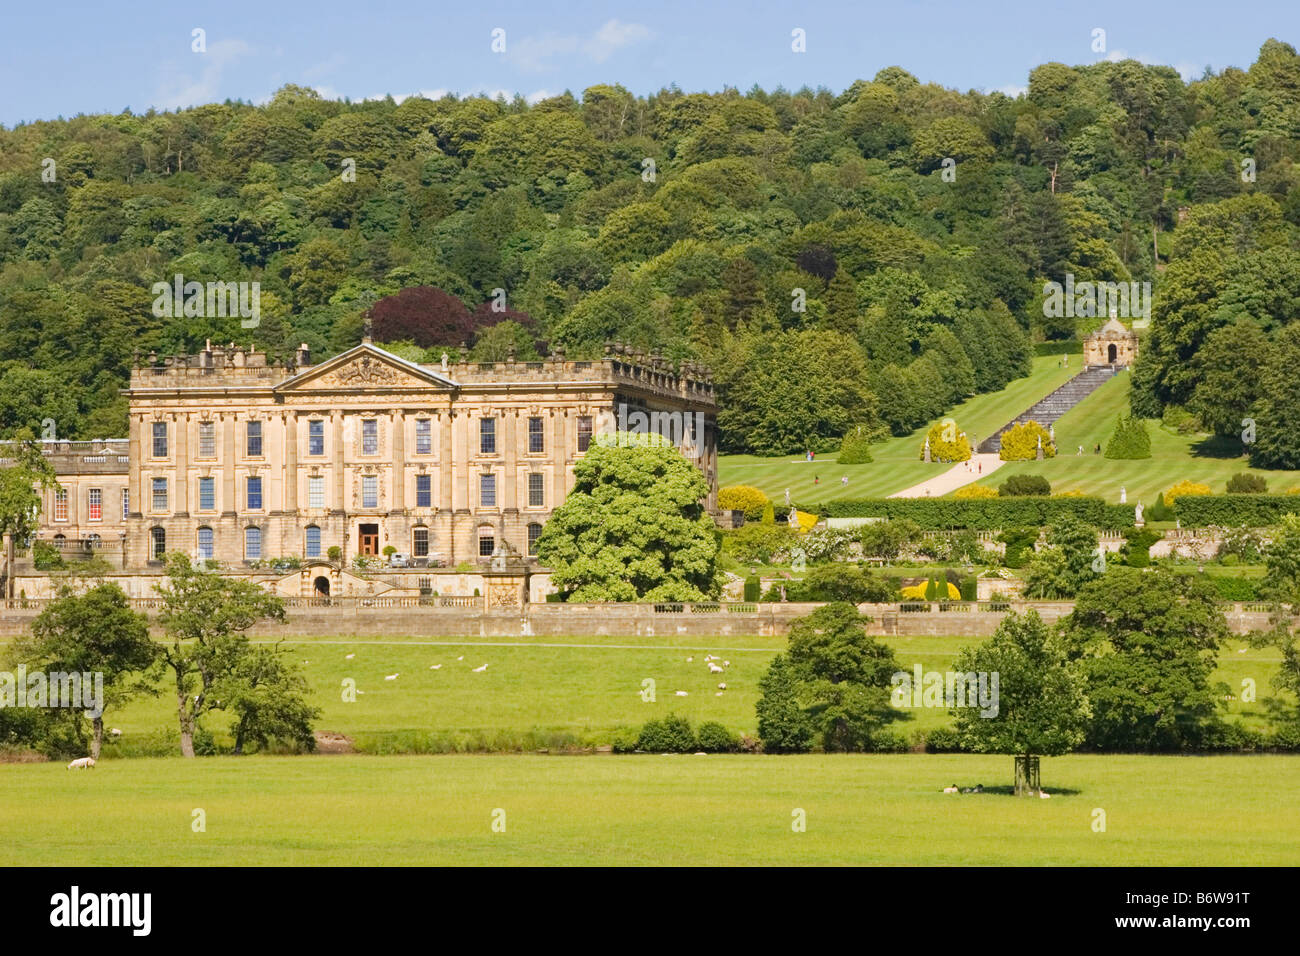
[1135,501,1144,526]
[1120,486,1127,504]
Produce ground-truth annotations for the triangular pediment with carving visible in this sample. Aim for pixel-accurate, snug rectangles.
[274,344,458,393]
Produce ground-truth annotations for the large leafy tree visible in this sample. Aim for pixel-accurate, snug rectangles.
[0,437,58,599]
[152,554,295,757]
[535,436,721,601]
[1061,567,1228,751]
[18,583,156,758]
[755,603,904,752]
[952,611,1090,792]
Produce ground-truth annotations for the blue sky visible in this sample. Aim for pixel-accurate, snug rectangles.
[2,0,1298,126]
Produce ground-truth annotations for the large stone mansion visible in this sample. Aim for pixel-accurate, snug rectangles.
[16,339,718,578]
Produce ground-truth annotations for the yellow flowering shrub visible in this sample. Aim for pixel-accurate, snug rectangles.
[954,484,998,499]
[1164,480,1212,506]
[718,485,769,519]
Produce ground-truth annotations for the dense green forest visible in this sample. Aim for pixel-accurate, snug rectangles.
[3,39,1300,458]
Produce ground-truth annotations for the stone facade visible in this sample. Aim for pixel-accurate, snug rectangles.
[20,340,717,572]
[1083,316,1138,367]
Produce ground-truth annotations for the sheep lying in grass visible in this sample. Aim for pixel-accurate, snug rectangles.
[67,757,95,770]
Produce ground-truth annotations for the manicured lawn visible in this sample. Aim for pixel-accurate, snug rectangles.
[2,753,1297,865]
[42,631,1281,751]
[967,370,1300,503]
[719,356,1079,503]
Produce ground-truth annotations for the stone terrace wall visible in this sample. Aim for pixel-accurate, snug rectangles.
[0,600,1278,639]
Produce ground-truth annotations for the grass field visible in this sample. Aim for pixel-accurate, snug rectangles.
[719,356,1300,506]
[21,631,1279,751]
[718,355,1078,502]
[2,753,1297,865]
[974,369,1300,503]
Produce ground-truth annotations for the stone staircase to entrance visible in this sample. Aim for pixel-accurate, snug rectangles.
[977,365,1119,454]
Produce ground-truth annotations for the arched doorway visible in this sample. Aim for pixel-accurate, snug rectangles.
[314,576,330,597]
[1107,343,1117,363]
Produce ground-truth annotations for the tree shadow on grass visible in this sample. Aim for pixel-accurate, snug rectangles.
[942,785,1083,797]
[1190,434,1249,461]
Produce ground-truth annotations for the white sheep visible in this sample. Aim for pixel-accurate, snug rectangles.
[384,673,399,681]
[1038,790,1051,799]
[717,682,727,690]
[472,663,489,672]
[708,663,724,674]
[942,785,958,794]
[723,660,730,667]
[109,728,121,737]
[675,690,689,696]
[67,757,95,770]
[345,653,355,660]
[685,656,693,662]
[429,664,442,670]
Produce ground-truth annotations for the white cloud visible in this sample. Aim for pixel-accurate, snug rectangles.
[153,38,252,110]
[525,89,552,104]
[582,20,652,63]
[993,83,1027,98]
[510,19,651,72]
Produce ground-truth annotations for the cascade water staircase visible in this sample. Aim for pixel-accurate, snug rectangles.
[977,365,1119,454]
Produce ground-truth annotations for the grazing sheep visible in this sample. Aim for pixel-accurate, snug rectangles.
[429,664,442,670]
[708,663,724,674]
[109,728,121,737]
[685,656,693,663]
[723,660,730,667]
[345,653,355,660]
[1039,790,1051,799]
[942,785,958,793]
[457,656,464,661]
[384,673,399,681]
[717,682,727,690]
[675,690,689,696]
[704,655,717,662]
[472,663,489,672]
[67,757,95,770]
[715,692,724,696]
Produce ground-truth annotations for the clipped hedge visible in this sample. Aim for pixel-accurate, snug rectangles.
[1175,495,1300,528]
[808,497,1133,530]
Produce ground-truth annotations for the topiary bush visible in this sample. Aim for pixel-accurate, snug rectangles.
[636,714,697,753]
[998,474,1051,497]
[696,722,739,753]
[998,420,1055,461]
[743,574,761,602]
[919,419,971,462]
[1226,472,1268,494]
[1104,413,1152,459]
[837,424,875,464]
[718,485,770,519]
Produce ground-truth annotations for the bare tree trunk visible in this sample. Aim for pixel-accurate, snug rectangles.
[91,716,104,761]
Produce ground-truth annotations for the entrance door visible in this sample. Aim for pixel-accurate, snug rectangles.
[313,576,330,597]
[1108,343,1117,363]
[359,524,380,555]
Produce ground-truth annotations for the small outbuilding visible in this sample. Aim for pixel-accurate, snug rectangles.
[1083,317,1138,367]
